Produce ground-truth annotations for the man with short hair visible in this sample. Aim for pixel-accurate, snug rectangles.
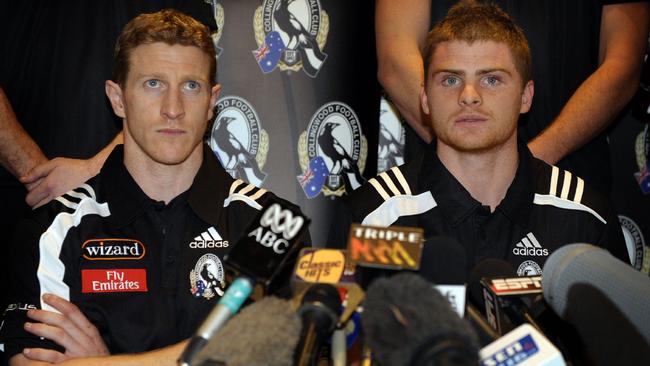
[334,2,628,275]
[0,9,302,365]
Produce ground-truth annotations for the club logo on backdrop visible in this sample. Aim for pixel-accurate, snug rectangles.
[253,0,329,77]
[517,260,543,276]
[190,253,225,299]
[619,215,649,275]
[209,96,269,187]
[634,124,650,194]
[206,0,225,57]
[298,102,367,197]
[378,96,405,173]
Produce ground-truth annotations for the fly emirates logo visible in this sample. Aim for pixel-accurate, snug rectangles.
[81,269,148,293]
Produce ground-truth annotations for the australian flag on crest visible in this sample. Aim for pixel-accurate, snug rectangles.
[253,31,285,74]
[297,156,329,199]
[635,161,650,194]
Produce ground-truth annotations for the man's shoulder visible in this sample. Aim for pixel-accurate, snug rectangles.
[345,162,436,226]
[32,181,107,224]
[530,158,613,225]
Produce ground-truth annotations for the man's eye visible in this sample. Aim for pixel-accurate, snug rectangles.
[145,79,160,88]
[482,76,501,87]
[441,76,460,87]
[185,81,200,91]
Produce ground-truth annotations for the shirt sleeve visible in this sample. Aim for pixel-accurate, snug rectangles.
[0,215,65,361]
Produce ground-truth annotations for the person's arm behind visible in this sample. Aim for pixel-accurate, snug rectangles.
[376,0,433,142]
[528,2,650,164]
[0,87,47,177]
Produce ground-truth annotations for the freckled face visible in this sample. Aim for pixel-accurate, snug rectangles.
[421,41,533,153]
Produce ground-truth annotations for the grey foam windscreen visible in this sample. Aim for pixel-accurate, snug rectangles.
[195,296,301,366]
[542,243,650,344]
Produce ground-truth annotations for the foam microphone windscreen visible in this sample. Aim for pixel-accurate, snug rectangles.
[562,283,650,364]
[542,243,650,344]
[362,272,479,366]
[194,297,301,366]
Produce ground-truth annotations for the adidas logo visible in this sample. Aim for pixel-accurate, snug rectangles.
[189,226,229,249]
[512,233,548,257]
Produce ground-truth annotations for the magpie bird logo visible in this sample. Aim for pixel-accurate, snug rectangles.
[209,96,269,186]
[254,0,329,77]
[190,253,225,299]
[298,102,367,196]
[378,96,405,173]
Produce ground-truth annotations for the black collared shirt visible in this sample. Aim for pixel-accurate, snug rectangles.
[332,143,627,276]
[0,145,297,359]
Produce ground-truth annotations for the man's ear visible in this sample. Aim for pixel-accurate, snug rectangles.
[520,80,534,114]
[207,84,222,121]
[105,80,126,118]
[420,84,430,116]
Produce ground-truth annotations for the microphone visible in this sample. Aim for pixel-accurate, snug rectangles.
[479,323,565,366]
[294,283,342,366]
[542,244,650,363]
[469,259,544,335]
[347,223,424,289]
[418,236,499,345]
[179,200,310,366]
[470,259,583,364]
[192,296,302,366]
[361,272,479,366]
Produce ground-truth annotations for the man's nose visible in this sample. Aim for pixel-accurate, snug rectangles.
[161,88,185,120]
[459,84,482,107]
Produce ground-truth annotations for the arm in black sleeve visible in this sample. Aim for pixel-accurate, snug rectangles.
[0,215,65,360]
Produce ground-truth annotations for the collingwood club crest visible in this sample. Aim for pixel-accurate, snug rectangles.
[209,96,269,186]
[190,253,226,299]
[634,124,650,194]
[378,96,405,173]
[205,0,225,57]
[298,102,367,197]
[619,215,649,275]
[517,260,543,276]
[253,0,329,77]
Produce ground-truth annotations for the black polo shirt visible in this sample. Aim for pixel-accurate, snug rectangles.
[0,145,299,360]
[331,142,628,276]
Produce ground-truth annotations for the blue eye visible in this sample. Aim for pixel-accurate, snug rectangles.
[185,81,200,91]
[145,79,160,88]
[482,75,501,87]
[441,76,461,87]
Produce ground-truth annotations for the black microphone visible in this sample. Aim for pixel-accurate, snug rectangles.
[470,259,582,364]
[418,236,499,346]
[193,296,302,366]
[294,283,342,366]
[469,259,544,334]
[362,272,479,366]
[179,200,310,366]
[542,243,650,363]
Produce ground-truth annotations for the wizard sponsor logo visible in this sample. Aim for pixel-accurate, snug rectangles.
[82,239,145,261]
